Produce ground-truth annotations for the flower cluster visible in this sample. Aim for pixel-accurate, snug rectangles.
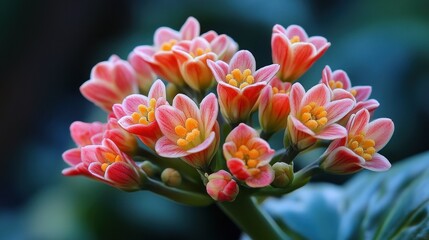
[63,17,394,203]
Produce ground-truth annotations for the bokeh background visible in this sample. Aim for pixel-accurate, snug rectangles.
[1,0,428,239]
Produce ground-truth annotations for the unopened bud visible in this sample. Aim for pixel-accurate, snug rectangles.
[140,161,160,177]
[272,162,294,188]
[161,168,182,187]
[206,170,239,202]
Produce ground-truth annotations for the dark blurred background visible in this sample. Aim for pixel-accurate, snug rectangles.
[0,0,428,239]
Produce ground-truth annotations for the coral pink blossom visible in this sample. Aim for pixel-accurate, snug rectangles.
[62,121,105,177]
[321,65,372,102]
[81,138,145,191]
[224,123,275,188]
[172,36,228,92]
[80,55,138,111]
[202,30,238,62]
[155,93,219,170]
[259,77,291,134]
[133,17,200,86]
[103,117,137,155]
[321,109,394,174]
[208,50,279,124]
[206,170,239,202]
[112,79,168,150]
[128,50,156,94]
[287,83,355,150]
[272,24,330,82]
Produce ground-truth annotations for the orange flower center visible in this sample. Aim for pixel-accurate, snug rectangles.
[160,39,177,51]
[328,80,344,89]
[300,102,328,130]
[101,152,122,172]
[272,86,287,94]
[234,145,261,168]
[131,98,156,125]
[349,89,357,97]
[225,68,254,89]
[175,118,201,149]
[190,47,211,58]
[348,133,376,161]
[290,35,301,44]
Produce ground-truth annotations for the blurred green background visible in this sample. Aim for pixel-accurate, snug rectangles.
[0,0,428,239]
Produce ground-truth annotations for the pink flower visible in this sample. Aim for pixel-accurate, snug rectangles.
[321,66,372,102]
[81,138,145,191]
[321,109,394,174]
[80,55,138,111]
[259,77,291,134]
[133,17,200,86]
[112,79,168,150]
[208,50,279,124]
[224,123,275,188]
[287,83,355,150]
[272,24,330,82]
[155,93,219,170]
[62,121,105,176]
[172,36,228,92]
[103,117,138,155]
[128,50,156,94]
[206,170,239,202]
[337,99,380,126]
[202,30,238,62]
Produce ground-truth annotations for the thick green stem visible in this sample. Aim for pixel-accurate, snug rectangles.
[217,191,287,240]
[275,146,299,164]
[145,178,213,206]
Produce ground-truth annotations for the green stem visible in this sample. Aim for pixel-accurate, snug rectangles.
[217,191,287,240]
[144,178,213,206]
[276,146,299,164]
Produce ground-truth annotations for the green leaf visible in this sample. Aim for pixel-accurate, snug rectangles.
[261,151,429,240]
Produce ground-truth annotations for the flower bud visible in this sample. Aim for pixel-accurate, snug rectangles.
[140,161,160,177]
[206,170,239,202]
[272,162,294,188]
[161,168,182,187]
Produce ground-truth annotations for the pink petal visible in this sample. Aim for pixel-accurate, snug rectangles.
[321,65,333,85]
[223,141,238,160]
[201,30,217,42]
[325,98,355,125]
[245,165,275,188]
[289,115,315,136]
[148,79,166,100]
[156,105,187,140]
[285,25,309,41]
[227,158,251,180]
[246,138,275,165]
[88,162,106,180]
[362,153,391,171]
[180,16,200,40]
[289,83,305,116]
[112,104,126,119]
[253,64,280,83]
[229,50,256,73]
[122,94,148,114]
[187,131,216,154]
[200,93,218,131]
[155,136,188,158]
[300,83,330,109]
[323,138,347,157]
[352,86,372,102]
[321,147,364,174]
[271,34,292,78]
[189,38,210,53]
[226,123,259,145]
[111,59,137,93]
[272,24,287,34]
[308,36,329,50]
[347,109,370,135]
[154,27,180,47]
[62,148,82,166]
[331,69,351,89]
[207,60,228,83]
[291,43,315,68]
[105,162,140,188]
[332,89,354,101]
[80,145,99,165]
[210,34,228,56]
[172,94,201,121]
[316,124,347,140]
[366,118,394,151]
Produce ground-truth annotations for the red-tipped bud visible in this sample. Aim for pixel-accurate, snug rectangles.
[206,170,239,202]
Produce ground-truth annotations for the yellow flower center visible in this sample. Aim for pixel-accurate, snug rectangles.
[300,102,328,130]
[272,86,287,94]
[175,118,201,149]
[348,133,376,161]
[290,35,301,44]
[350,89,357,97]
[131,98,157,125]
[160,39,177,51]
[225,68,254,89]
[328,80,344,89]
[190,47,211,58]
[234,145,261,168]
[101,152,122,172]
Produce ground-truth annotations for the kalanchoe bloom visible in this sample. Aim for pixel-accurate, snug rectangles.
[62,121,105,176]
[224,123,275,188]
[128,51,156,94]
[103,117,138,155]
[321,66,372,102]
[208,50,280,124]
[80,55,138,111]
[206,170,239,202]
[112,79,168,150]
[320,109,394,174]
[134,17,200,86]
[202,30,238,62]
[155,93,219,170]
[259,77,291,134]
[272,24,330,82]
[337,99,380,126]
[81,138,146,191]
[172,36,228,92]
[286,83,355,150]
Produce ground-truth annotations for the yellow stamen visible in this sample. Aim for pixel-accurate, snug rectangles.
[175,125,187,137]
[177,138,188,147]
[225,68,255,89]
[300,102,328,131]
[160,39,177,51]
[329,80,345,89]
[175,118,201,149]
[290,35,300,43]
[131,99,157,125]
[248,149,260,159]
[247,159,258,168]
[185,118,199,131]
[348,133,377,161]
[101,163,109,172]
[350,89,357,96]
